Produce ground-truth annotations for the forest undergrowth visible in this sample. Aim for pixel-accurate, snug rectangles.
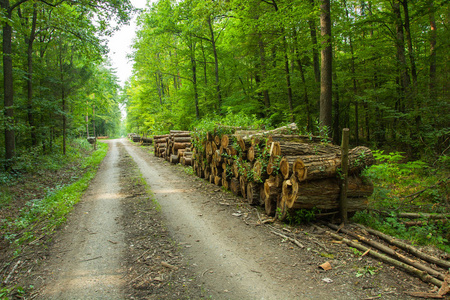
[0,139,107,297]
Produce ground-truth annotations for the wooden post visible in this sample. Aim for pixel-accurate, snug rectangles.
[339,128,350,223]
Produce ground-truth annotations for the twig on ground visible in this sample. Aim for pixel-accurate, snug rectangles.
[3,260,21,284]
[271,231,304,248]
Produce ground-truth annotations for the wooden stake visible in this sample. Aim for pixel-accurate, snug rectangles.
[339,128,349,223]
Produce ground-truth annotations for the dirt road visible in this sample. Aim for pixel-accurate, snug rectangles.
[34,139,425,299]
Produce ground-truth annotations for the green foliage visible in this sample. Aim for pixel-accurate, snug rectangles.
[286,208,320,225]
[355,265,379,277]
[353,150,450,253]
[1,142,108,256]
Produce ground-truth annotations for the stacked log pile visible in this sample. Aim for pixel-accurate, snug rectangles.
[153,131,193,165]
[188,123,375,220]
[128,133,141,143]
[140,137,153,146]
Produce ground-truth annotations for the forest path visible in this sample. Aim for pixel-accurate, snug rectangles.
[32,138,419,299]
[37,140,126,299]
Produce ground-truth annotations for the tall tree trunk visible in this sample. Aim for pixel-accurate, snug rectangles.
[190,42,200,119]
[343,0,358,144]
[22,5,38,147]
[319,0,332,135]
[393,0,410,112]
[155,73,163,105]
[428,0,437,101]
[207,15,222,111]
[402,0,417,87]
[2,0,15,168]
[59,46,66,155]
[258,33,270,113]
[332,71,340,144]
[308,0,320,84]
[293,33,311,132]
[283,36,294,122]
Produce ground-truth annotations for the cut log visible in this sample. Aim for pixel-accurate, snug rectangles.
[173,142,191,152]
[264,175,283,216]
[153,134,169,139]
[173,136,192,143]
[279,156,304,179]
[154,137,168,144]
[240,176,247,198]
[221,134,229,148]
[272,141,341,157]
[222,178,229,189]
[230,177,241,196]
[285,177,372,210]
[267,134,332,144]
[214,135,221,146]
[214,176,222,186]
[183,157,192,166]
[259,183,266,207]
[236,135,252,152]
[252,159,268,183]
[170,154,179,164]
[246,182,261,205]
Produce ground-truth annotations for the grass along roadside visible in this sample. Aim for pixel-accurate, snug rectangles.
[0,140,108,298]
[4,142,108,256]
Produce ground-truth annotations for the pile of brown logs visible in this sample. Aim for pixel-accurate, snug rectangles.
[153,130,193,166]
[140,137,153,146]
[128,133,141,143]
[189,123,375,220]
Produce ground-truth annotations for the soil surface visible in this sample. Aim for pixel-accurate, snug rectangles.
[20,138,443,299]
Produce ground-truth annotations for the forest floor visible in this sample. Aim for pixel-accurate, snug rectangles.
[2,138,447,299]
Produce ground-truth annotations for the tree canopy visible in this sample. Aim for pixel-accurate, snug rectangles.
[1,0,134,168]
[125,0,449,158]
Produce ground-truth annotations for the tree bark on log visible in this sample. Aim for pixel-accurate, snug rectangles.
[240,176,247,198]
[246,182,262,205]
[170,154,179,164]
[267,134,331,144]
[264,175,282,216]
[272,141,341,157]
[230,177,241,196]
[285,177,372,210]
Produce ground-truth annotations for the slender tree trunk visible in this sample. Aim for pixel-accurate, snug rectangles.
[283,36,294,122]
[293,33,311,132]
[207,15,222,111]
[258,34,270,113]
[393,0,410,111]
[402,0,417,87]
[2,0,15,168]
[332,71,340,144]
[428,0,437,101]
[24,5,38,147]
[319,0,332,135]
[343,0,358,144]
[59,46,66,155]
[190,42,200,119]
[308,0,320,84]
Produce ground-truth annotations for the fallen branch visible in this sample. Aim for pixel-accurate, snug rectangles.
[326,223,447,281]
[324,229,443,288]
[356,224,450,270]
[161,261,178,270]
[80,256,103,262]
[271,230,304,248]
[3,260,21,284]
